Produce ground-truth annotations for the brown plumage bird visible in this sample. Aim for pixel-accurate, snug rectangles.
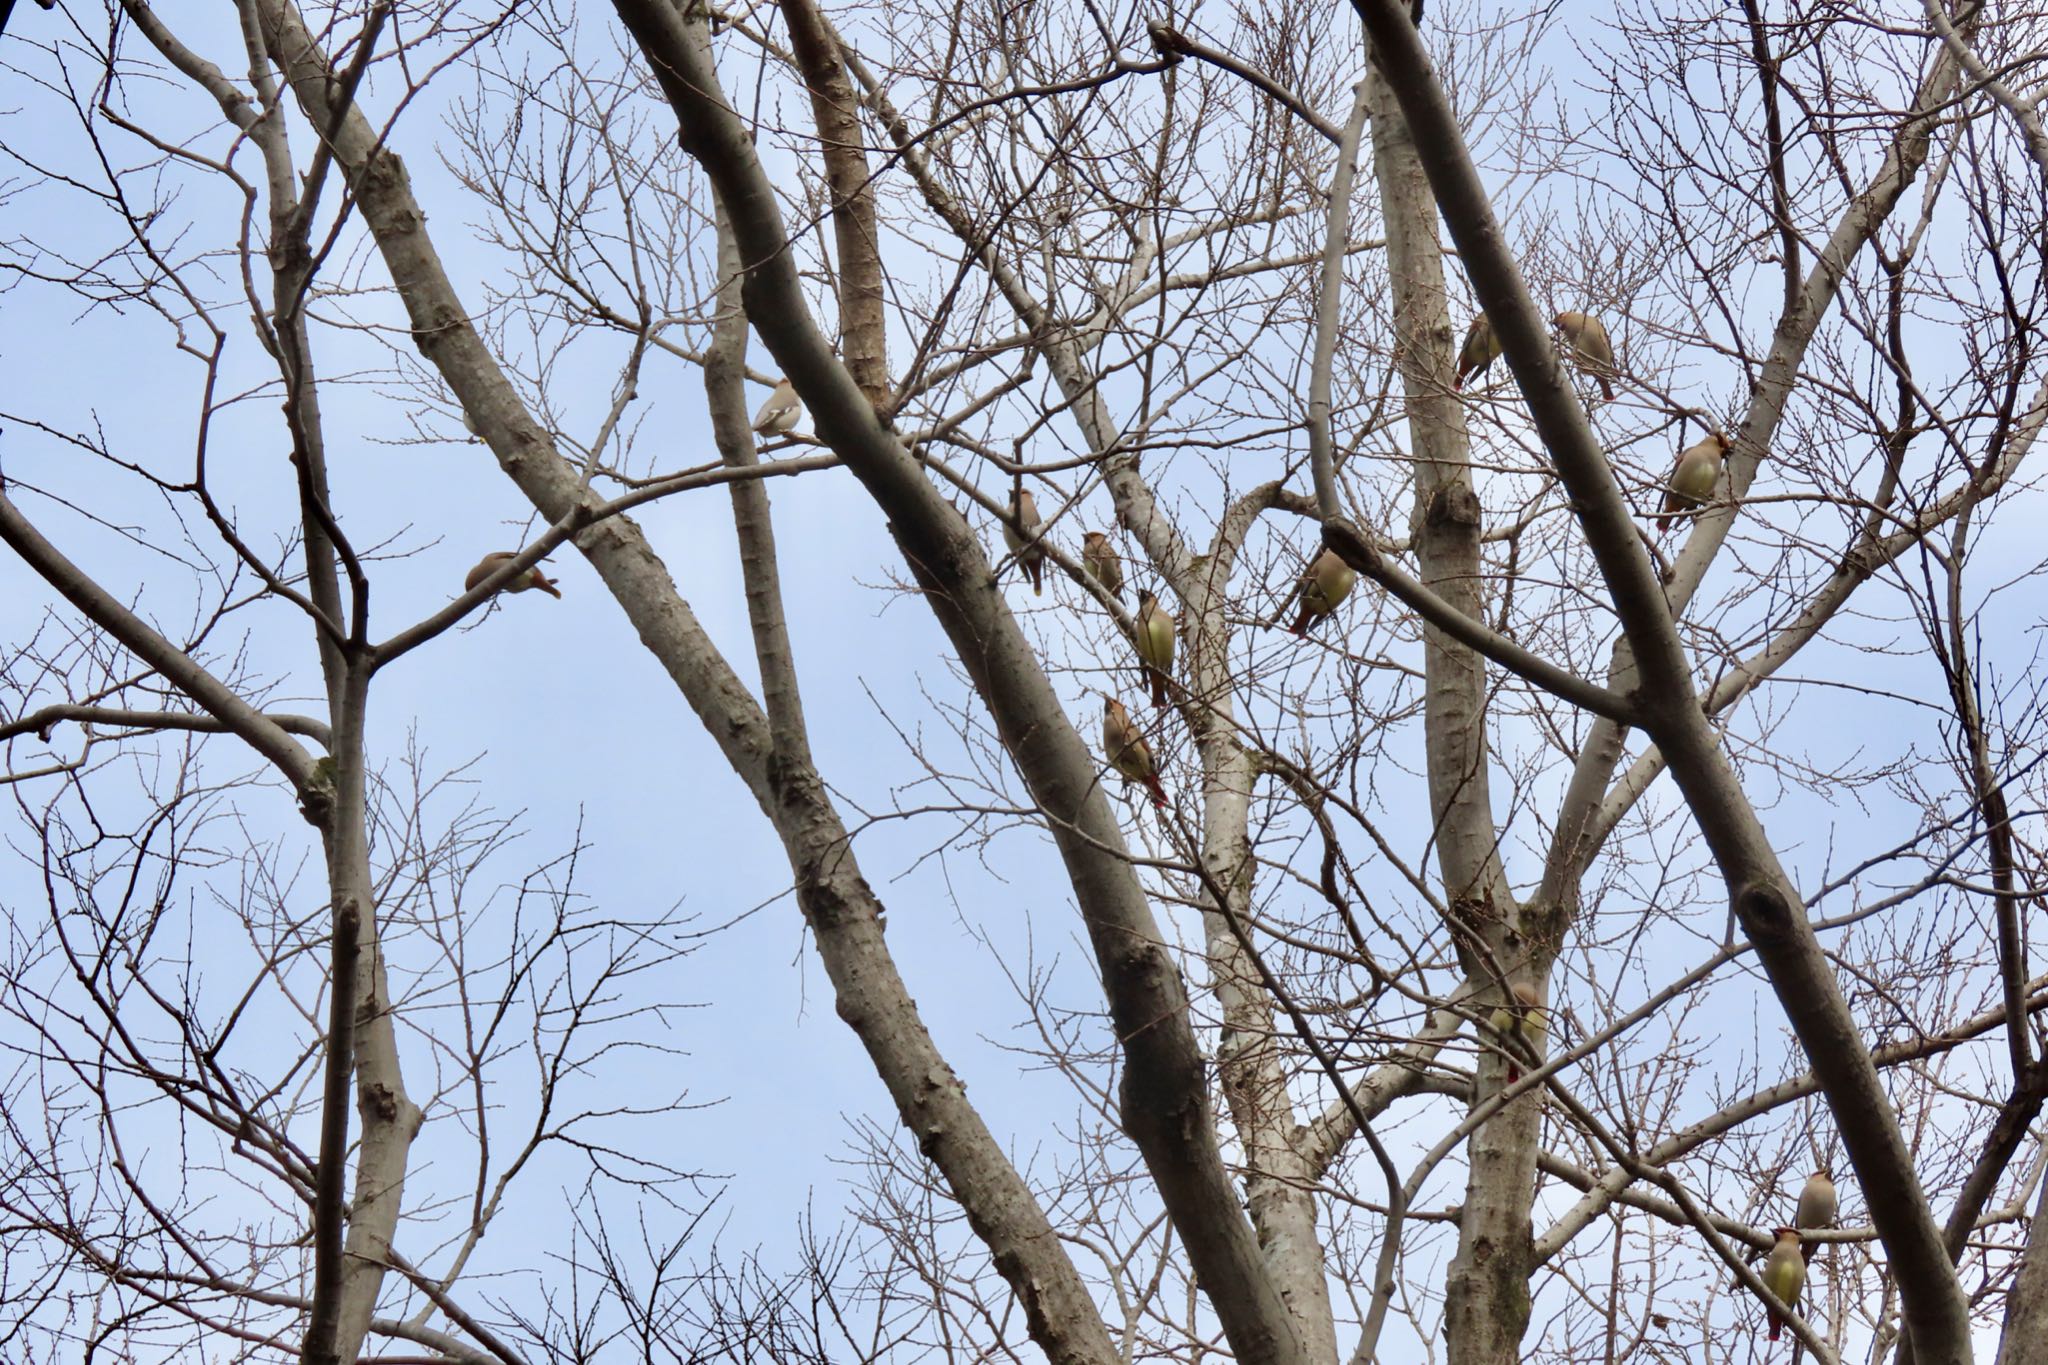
[1760,1227,1806,1342]
[1082,531,1124,603]
[1003,489,1046,594]
[465,552,561,599]
[751,378,803,436]
[1553,311,1616,401]
[1454,314,1501,390]
[1289,549,1357,636]
[1102,697,1166,809]
[1657,432,1730,531]
[1134,589,1176,708]
[1487,983,1546,1084]
[1795,1170,1836,1261]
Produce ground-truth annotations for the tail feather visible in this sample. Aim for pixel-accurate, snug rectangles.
[1027,559,1043,595]
[1598,375,1616,402]
[1291,607,1313,637]
[1767,1312,1783,1342]
[1144,775,1167,809]
[538,580,563,599]
[1148,667,1168,708]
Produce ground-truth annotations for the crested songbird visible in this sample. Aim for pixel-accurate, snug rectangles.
[1082,531,1125,604]
[1760,1227,1806,1342]
[1003,488,1046,595]
[751,377,803,436]
[1657,432,1730,531]
[1795,1170,1836,1261]
[1102,697,1166,809]
[1454,314,1501,390]
[465,551,562,599]
[1289,549,1357,637]
[1553,311,1616,401]
[1487,982,1546,1084]
[1134,589,1176,708]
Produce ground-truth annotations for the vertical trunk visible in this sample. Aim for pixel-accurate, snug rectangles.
[1995,1173,2048,1365]
[1188,570,1339,1362]
[783,0,889,412]
[1364,61,1537,1365]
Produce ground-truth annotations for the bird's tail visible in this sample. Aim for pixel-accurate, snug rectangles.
[1144,775,1167,809]
[1148,667,1168,708]
[539,580,563,599]
[1767,1312,1783,1342]
[1506,1063,1522,1085]
[1598,375,1616,402]
[1291,607,1313,637]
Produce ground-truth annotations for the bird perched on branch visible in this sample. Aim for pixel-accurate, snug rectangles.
[464,552,562,599]
[1134,589,1175,708]
[1795,1170,1836,1261]
[751,377,803,436]
[1760,1227,1805,1341]
[1553,311,1616,401]
[1454,314,1501,390]
[1657,431,1730,531]
[1289,549,1357,636]
[1082,531,1124,603]
[1488,982,1546,1084]
[1102,698,1166,809]
[1003,488,1045,594]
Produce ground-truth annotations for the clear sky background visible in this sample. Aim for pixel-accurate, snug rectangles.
[2,0,2040,1359]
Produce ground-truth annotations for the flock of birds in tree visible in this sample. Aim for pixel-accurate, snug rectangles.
[448,357,1822,1345]
[460,330,1731,824]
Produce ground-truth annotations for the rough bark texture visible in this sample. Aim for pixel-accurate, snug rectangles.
[1996,1170,2048,1364]
[782,0,889,412]
[1362,61,1537,1365]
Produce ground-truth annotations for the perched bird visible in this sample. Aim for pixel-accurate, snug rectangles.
[1657,431,1730,531]
[1290,549,1357,637]
[460,409,480,438]
[1102,697,1167,809]
[1487,982,1546,1084]
[1553,311,1616,401]
[464,551,562,599]
[1134,589,1176,708]
[1003,488,1046,595]
[1760,1227,1806,1342]
[1795,1170,1836,1261]
[751,377,803,436]
[1082,531,1124,603]
[1454,314,1502,390]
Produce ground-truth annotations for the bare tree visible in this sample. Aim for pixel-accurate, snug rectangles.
[4,1,2047,1363]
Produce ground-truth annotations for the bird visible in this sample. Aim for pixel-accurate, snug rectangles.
[1454,314,1501,390]
[1102,697,1166,809]
[1289,549,1357,636]
[751,377,803,436]
[1795,1170,1836,1261]
[1553,311,1616,401]
[1487,982,1546,1084]
[1760,1227,1806,1342]
[1002,488,1045,595]
[464,551,562,599]
[1082,531,1124,603]
[1134,589,1176,708]
[1657,431,1730,531]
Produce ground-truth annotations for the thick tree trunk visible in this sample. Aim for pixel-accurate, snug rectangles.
[1363,60,1537,1365]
